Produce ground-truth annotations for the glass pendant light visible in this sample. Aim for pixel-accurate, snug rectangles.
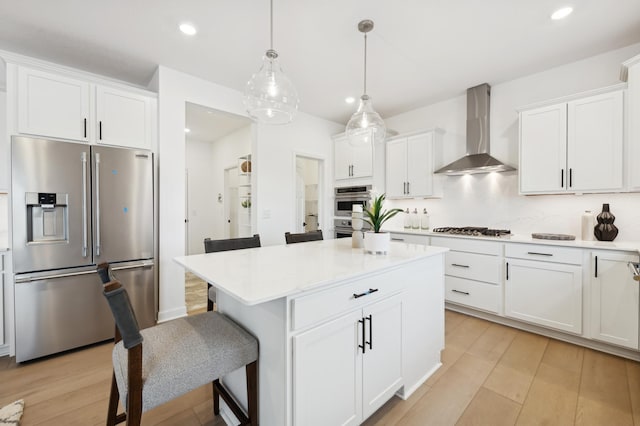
[346,20,386,146]
[244,0,299,125]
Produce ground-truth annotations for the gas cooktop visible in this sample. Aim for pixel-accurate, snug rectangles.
[432,227,511,237]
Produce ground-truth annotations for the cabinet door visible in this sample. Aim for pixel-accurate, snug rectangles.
[406,132,433,197]
[0,253,4,346]
[505,258,582,334]
[567,91,623,192]
[519,104,567,194]
[590,252,639,349]
[386,138,407,198]
[334,136,352,180]
[362,295,403,419]
[18,67,90,142]
[351,141,373,179]
[293,310,363,426]
[96,86,152,149]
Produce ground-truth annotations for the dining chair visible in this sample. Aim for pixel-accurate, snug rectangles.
[204,234,261,311]
[284,230,324,244]
[97,263,258,426]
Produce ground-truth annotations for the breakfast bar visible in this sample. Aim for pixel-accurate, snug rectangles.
[175,238,448,426]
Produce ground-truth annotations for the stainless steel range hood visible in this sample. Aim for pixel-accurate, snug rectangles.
[435,83,515,175]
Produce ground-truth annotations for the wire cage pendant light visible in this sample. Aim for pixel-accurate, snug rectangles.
[244,0,299,124]
[346,20,386,146]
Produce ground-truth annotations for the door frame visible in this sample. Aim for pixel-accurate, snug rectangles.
[292,153,325,234]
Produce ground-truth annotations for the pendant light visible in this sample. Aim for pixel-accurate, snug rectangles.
[345,20,386,146]
[244,0,299,125]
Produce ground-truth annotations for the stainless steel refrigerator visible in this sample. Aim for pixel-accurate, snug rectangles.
[11,136,156,362]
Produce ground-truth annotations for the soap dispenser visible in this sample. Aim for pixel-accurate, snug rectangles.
[421,208,430,230]
[403,208,412,229]
[411,208,420,229]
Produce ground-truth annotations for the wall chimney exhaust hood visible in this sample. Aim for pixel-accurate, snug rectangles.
[435,83,515,175]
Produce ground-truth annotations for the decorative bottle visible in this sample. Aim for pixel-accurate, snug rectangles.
[580,210,595,241]
[403,208,411,229]
[411,208,420,229]
[594,203,618,241]
[421,209,430,230]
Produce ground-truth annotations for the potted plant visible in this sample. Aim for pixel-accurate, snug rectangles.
[363,193,403,254]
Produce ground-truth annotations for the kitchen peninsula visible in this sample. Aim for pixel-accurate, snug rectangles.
[175,238,448,426]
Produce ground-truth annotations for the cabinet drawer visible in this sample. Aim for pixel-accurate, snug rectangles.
[390,233,429,245]
[505,243,582,265]
[445,251,501,284]
[430,236,501,256]
[291,269,405,331]
[445,276,500,314]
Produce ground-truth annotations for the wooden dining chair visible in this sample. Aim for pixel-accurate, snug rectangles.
[203,234,261,311]
[97,263,258,426]
[284,230,324,244]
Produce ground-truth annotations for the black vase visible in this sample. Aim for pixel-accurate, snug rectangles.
[594,203,618,241]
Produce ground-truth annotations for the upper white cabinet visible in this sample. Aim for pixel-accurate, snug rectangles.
[622,54,640,190]
[519,88,624,194]
[334,133,373,181]
[590,251,639,350]
[13,65,156,150]
[18,67,91,142]
[95,85,153,149]
[386,129,443,198]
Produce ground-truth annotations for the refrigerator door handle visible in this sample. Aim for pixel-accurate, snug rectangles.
[81,151,88,257]
[111,262,154,272]
[15,269,97,283]
[95,152,101,257]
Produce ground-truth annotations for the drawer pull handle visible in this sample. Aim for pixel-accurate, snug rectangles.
[391,238,405,242]
[452,289,470,295]
[527,251,553,256]
[451,263,470,268]
[353,288,379,299]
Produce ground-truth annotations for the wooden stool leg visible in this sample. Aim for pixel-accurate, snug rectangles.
[246,361,258,426]
[207,283,214,311]
[126,345,143,426]
[213,380,220,415]
[107,372,120,426]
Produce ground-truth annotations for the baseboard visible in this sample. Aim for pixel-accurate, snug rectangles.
[219,400,240,426]
[0,344,9,357]
[396,361,442,400]
[157,306,187,323]
[446,303,640,362]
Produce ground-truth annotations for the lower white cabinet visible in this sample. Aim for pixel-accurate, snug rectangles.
[0,252,4,346]
[505,258,583,334]
[590,251,640,350]
[293,294,403,425]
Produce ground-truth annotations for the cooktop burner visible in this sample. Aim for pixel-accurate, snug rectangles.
[432,227,511,237]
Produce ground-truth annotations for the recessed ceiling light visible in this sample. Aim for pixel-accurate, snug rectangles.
[179,23,197,36]
[345,97,356,104]
[551,7,573,20]
[184,128,191,133]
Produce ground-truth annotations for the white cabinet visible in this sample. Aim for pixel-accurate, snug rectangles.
[293,294,402,425]
[95,85,153,149]
[14,65,156,149]
[622,54,640,190]
[386,130,443,198]
[0,252,5,346]
[18,67,91,142]
[519,89,624,194]
[505,244,583,334]
[590,251,639,350]
[334,134,373,181]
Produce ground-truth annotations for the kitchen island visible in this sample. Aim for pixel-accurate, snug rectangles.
[175,238,448,426]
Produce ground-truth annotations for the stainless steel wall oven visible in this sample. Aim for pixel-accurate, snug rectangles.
[334,185,371,217]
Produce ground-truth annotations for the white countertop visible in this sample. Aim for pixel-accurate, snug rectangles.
[174,238,448,306]
[388,228,640,254]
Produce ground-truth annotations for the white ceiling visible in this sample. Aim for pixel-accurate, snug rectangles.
[0,1,639,124]
[185,102,251,143]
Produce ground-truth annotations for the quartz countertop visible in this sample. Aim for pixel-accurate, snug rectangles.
[175,238,448,306]
[387,228,640,254]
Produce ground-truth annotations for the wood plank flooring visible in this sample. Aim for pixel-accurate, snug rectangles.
[185,272,208,314]
[1,310,638,425]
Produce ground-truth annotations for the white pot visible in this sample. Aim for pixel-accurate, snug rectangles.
[364,231,390,254]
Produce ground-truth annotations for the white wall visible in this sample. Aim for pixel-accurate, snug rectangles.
[185,138,214,255]
[156,66,341,322]
[384,42,640,242]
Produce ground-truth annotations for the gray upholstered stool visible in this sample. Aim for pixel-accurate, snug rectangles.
[97,263,258,426]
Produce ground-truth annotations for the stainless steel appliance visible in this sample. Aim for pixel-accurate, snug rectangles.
[334,185,371,217]
[12,136,156,362]
[432,227,511,237]
[334,218,371,238]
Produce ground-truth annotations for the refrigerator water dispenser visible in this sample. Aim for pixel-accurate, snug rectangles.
[26,192,69,243]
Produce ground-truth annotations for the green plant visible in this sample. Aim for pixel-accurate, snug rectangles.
[241,199,251,208]
[364,193,403,233]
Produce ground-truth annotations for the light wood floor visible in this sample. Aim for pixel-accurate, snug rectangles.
[185,272,208,314]
[1,310,638,425]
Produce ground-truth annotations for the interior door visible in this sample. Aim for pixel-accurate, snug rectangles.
[92,145,154,263]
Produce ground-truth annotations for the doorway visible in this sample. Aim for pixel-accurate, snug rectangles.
[295,156,324,233]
